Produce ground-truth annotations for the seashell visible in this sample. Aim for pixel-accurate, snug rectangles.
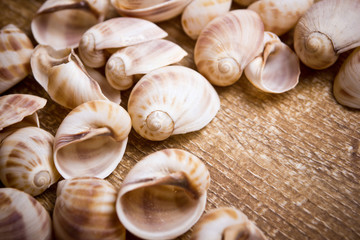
[0,188,52,240]
[116,148,210,240]
[31,0,109,50]
[53,177,126,240]
[181,0,232,40]
[128,65,220,141]
[31,44,120,109]
[78,17,168,68]
[0,127,60,196]
[333,47,360,109]
[248,0,314,36]
[194,9,264,86]
[233,0,258,6]
[110,0,192,23]
[54,100,131,179]
[244,31,300,93]
[105,39,187,90]
[0,24,34,94]
[294,0,360,69]
[191,207,267,240]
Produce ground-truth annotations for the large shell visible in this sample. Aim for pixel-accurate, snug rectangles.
[0,127,60,196]
[105,39,187,90]
[116,149,210,240]
[0,24,34,94]
[31,0,109,50]
[294,0,360,69]
[0,188,52,240]
[244,32,300,93]
[194,10,264,86]
[53,177,126,240]
[248,0,314,36]
[191,207,266,240]
[54,100,131,179]
[333,47,360,109]
[78,17,168,68]
[181,0,232,40]
[128,65,220,141]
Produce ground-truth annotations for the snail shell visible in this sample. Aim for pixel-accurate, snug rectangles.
[128,65,220,141]
[116,148,210,240]
[0,127,60,196]
[78,17,168,68]
[0,188,52,240]
[294,0,360,69]
[191,207,267,240]
[0,24,34,94]
[105,39,187,90]
[333,47,360,109]
[53,177,126,240]
[194,10,264,86]
[244,31,300,93]
[54,100,131,179]
[181,0,232,40]
[31,0,109,50]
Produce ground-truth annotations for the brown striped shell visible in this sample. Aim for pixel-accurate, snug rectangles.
[116,149,210,240]
[0,24,34,94]
[0,188,52,240]
[53,177,126,240]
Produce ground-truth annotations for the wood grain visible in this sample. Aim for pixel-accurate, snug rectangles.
[1,0,359,239]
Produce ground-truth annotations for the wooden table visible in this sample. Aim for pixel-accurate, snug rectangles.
[1,0,359,239]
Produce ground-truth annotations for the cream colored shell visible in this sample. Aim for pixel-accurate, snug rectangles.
[128,65,220,141]
[0,188,52,240]
[116,149,210,240]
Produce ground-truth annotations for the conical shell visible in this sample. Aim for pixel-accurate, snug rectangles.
[0,188,52,240]
[194,10,264,86]
[245,31,300,93]
[0,127,60,196]
[333,47,360,109]
[31,0,109,50]
[54,100,131,179]
[191,207,266,240]
[181,0,232,40]
[128,65,220,141]
[294,0,360,69]
[53,177,126,240]
[116,149,210,240]
[105,39,187,90]
[0,24,34,94]
[78,17,168,68]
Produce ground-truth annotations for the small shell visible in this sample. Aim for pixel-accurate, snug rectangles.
[0,24,34,93]
[233,0,258,6]
[0,127,60,196]
[333,47,360,109]
[31,0,109,50]
[116,149,210,240]
[128,65,220,141]
[53,177,126,240]
[54,100,131,179]
[294,0,360,69]
[191,207,267,240]
[105,39,187,90]
[194,10,264,86]
[78,17,168,68]
[244,32,300,93]
[248,0,314,36]
[0,188,52,240]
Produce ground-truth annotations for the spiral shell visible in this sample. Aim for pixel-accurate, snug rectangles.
[0,188,52,240]
[116,148,210,240]
[53,177,125,240]
[194,10,264,86]
[128,65,220,141]
[54,100,131,179]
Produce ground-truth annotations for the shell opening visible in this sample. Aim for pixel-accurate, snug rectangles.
[144,111,174,140]
[33,170,51,188]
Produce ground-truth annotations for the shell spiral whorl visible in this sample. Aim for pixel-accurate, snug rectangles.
[33,170,51,188]
[145,110,174,140]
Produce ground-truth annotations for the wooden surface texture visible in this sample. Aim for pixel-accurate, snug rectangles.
[1,0,359,239]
